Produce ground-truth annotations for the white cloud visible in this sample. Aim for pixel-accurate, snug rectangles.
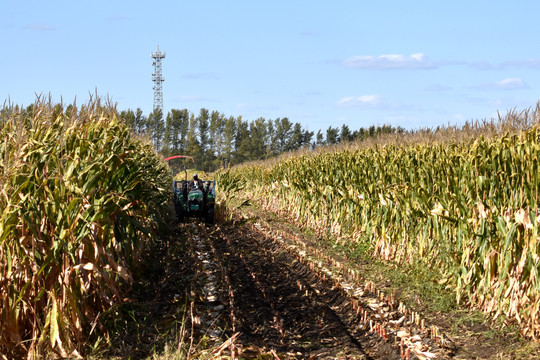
[337,95,382,108]
[343,53,436,69]
[473,78,528,90]
[337,95,416,111]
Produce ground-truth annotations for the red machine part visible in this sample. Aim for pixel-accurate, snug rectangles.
[164,155,195,162]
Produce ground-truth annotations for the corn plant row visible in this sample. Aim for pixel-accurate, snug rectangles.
[217,111,540,339]
[0,101,172,358]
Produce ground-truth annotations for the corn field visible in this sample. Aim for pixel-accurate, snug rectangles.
[217,105,540,340]
[0,100,172,358]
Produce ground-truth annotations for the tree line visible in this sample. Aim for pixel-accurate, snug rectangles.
[6,103,405,173]
[119,107,405,172]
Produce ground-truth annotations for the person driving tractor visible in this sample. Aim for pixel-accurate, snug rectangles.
[189,173,204,190]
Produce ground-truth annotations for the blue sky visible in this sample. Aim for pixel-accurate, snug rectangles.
[2,1,539,132]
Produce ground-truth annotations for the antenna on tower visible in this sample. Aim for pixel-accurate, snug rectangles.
[151,45,165,112]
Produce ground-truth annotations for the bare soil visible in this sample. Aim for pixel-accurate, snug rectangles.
[181,218,459,360]
[102,214,539,360]
[199,222,370,359]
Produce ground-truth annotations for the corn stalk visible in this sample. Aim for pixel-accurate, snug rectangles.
[0,100,172,358]
[218,105,540,339]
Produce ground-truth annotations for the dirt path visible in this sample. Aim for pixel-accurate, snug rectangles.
[102,213,536,359]
[185,219,457,360]
[188,222,369,359]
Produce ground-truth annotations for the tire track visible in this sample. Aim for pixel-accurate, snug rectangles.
[186,217,456,359]
[199,223,370,359]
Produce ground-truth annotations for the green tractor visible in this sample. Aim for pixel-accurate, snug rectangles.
[173,176,215,223]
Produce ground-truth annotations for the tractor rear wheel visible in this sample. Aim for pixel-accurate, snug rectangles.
[205,208,215,224]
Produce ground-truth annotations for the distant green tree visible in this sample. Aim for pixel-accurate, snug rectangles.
[266,119,275,158]
[147,108,165,151]
[353,127,366,141]
[120,109,136,131]
[185,113,201,161]
[249,117,268,160]
[162,113,173,156]
[368,125,376,138]
[120,108,147,136]
[315,130,325,147]
[163,109,189,157]
[197,109,210,153]
[222,116,237,167]
[178,109,190,152]
[273,117,293,154]
[197,108,212,169]
[117,105,409,169]
[326,126,339,145]
[340,124,354,143]
[210,111,225,167]
[288,122,304,151]
[302,128,314,148]
[133,108,147,135]
[234,118,250,164]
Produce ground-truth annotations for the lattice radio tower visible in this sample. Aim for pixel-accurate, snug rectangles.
[151,45,166,112]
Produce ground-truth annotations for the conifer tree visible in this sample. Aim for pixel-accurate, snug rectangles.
[273,117,293,155]
[222,116,237,167]
[197,108,212,169]
[326,126,339,145]
[249,117,268,160]
[234,118,250,164]
[148,108,165,151]
[185,113,201,160]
